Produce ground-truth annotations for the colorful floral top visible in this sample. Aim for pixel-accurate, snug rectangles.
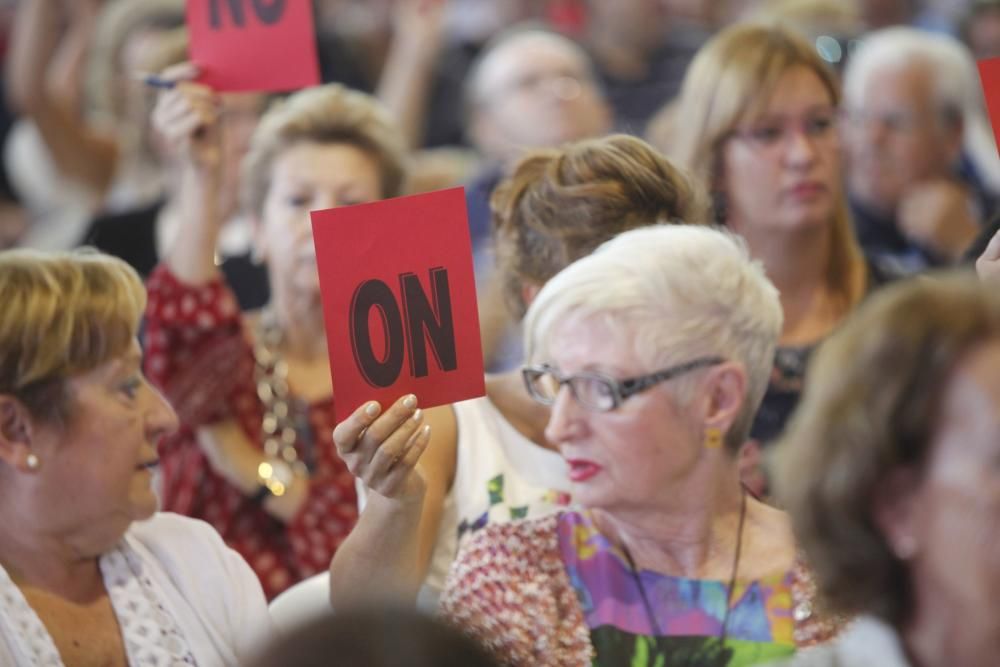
[562,511,800,667]
[144,265,358,599]
[441,512,836,667]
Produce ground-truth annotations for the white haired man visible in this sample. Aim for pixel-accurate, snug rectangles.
[842,27,998,274]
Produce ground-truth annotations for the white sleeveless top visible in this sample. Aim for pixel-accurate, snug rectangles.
[419,396,572,608]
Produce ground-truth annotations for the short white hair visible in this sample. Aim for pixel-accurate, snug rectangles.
[844,27,1000,190]
[523,225,783,448]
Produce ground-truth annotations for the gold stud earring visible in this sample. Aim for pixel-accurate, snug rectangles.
[25,453,39,471]
[704,427,723,449]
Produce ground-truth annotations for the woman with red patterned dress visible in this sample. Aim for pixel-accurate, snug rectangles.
[142,64,409,598]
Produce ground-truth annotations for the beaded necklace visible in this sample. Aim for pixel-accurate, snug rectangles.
[252,310,315,476]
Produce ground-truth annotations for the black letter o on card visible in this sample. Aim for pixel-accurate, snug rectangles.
[350,280,404,388]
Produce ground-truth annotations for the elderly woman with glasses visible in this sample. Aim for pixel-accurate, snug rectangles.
[440,225,836,667]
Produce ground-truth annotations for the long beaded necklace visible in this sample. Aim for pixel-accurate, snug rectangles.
[252,310,315,476]
[618,486,748,660]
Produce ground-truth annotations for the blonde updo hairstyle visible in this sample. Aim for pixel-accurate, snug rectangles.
[491,133,708,319]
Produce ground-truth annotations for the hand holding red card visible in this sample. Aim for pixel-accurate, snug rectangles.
[186,0,320,92]
[312,188,486,421]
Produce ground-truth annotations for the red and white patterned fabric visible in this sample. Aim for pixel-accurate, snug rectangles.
[144,265,357,599]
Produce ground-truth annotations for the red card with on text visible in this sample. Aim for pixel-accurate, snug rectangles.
[979,57,1000,154]
[186,0,320,92]
[312,187,486,422]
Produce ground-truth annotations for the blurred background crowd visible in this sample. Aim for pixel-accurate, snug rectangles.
[0,0,998,367]
[1,0,998,271]
[1,1,1000,665]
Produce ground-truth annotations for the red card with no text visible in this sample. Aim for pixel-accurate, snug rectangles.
[186,0,320,92]
[979,57,1000,155]
[312,187,486,421]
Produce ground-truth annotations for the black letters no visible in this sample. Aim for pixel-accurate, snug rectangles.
[209,0,285,28]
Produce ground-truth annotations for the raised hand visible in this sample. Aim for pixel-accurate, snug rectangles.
[392,0,448,49]
[151,63,222,171]
[154,63,229,283]
[333,395,431,502]
[897,179,981,262]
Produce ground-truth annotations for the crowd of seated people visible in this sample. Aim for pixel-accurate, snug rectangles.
[0,1,999,665]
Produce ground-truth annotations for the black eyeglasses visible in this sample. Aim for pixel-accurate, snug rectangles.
[521,357,725,412]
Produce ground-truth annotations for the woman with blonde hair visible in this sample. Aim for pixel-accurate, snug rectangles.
[773,272,1000,667]
[658,24,882,476]
[142,68,408,599]
[0,249,273,664]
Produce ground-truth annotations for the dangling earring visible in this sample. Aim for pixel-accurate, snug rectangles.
[704,427,723,449]
[25,453,39,471]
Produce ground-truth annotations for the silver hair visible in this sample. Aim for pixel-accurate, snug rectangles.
[523,225,783,447]
[844,26,1000,192]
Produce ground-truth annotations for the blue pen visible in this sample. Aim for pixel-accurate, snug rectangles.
[142,74,176,90]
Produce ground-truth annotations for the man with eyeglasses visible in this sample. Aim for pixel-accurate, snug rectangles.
[462,27,613,370]
[842,27,996,276]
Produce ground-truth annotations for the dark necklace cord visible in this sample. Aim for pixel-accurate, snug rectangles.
[620,485,749,646]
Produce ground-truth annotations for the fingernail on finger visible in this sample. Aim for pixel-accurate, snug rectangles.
[412,409,422,422]
[365,402,380,417]
[403,394,417,409]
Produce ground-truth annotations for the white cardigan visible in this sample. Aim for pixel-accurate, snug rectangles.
[0,512,275,666]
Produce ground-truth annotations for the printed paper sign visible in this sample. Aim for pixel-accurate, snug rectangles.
[312,187,486,421]
[979,57,1000,154]
[186,0,320,92]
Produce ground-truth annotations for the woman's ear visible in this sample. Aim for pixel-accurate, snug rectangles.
[701,362,747,435]
[872,467,923,561]
[0,395,37,471]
